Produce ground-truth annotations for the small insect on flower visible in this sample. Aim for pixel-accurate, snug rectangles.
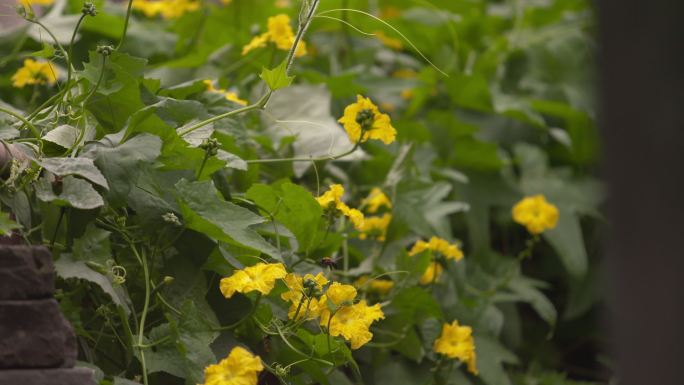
[512,194,559,234]
[338,95,397,145]
[11,58,58,88]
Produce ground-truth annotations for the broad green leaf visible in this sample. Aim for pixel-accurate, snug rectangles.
[261,60,294,91]
[42,125,79,149]
[35,175,105,210]
[475,335,519,385]
[246,182,322,254]
[72,223,111,266]
[0,211,20,235]
[82,133,162,206]
[506,277,557,327]
[54,254,130,313]
[146,301,219,384]
[38,157,109,189]
[175,179,280,259]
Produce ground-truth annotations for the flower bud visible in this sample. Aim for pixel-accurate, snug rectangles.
[82,2,97,16]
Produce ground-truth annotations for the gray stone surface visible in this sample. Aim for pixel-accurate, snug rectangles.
[0,246,54,300]
[0,368,96,385]
[0,299,76,369]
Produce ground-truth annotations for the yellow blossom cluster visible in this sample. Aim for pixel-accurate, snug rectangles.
[242,14,307,57]
[374,30,403,50]
[200,346,263,385]
[409,236,464,285]
[409,236,464,260]
[512,194,559,234]
[316,184,365,230]
[354,275,394,295]
[132,0,199,19]
[219,262,287,298]
[11,59,58,88]
[339,95,397,145]
[18,0,54,7]
[203,80,248,106]
[357,188,393,241]
[319,283,385,349]
[433,321,478,375]
[281,272,329,320]
[358,213,392,242]
[362,188,392,214]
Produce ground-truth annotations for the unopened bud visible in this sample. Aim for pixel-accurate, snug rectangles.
[82,2,97,16]
[97,45,114,56]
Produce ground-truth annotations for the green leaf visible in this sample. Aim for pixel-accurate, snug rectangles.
[175,179,280,259]
[475,335,519,385]
[72,223,111,266]
[260,60,294,91]
[42,125,80,149]
[246,182,322,254]
[390,286,443,323]
[82,133,162,206]
[146,301,218,384]
[505,277,557,327]
[35,175,105,210]
[0,211,20,235]
[54,254,130,314]
[30,42,55,58]
[38,157,109,189]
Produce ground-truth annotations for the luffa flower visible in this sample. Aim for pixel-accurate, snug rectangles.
[316,184,365,230]
[242,14,307,57]
[433,321,478,375]
[200,346,264,385]
[338,95,397,145]
[11,59,58,88]
[512,194,559,234]
[219,262,287,298]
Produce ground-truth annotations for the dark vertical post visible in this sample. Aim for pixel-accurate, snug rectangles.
[598,1,684,384]
[0,246,95,384]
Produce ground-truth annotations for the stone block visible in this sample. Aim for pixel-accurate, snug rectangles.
[0,299,76,369]
[0,368,96,385]
[0,246,54,300]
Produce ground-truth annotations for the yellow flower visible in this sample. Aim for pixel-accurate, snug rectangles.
[354,275,394,295]
[281,272,329,320]
[203,80,248,106]
[512,194,559,234]
[11,59,58,88]
[242,14,307,57]
[200,346,264,385]
[219,263,287,298]
[419,261,443,285]
[400,89,414,100]
[358,213,392,242]
[321,300,385,349]
[409,236,464,261]
[362,188,392,214]
[316,184,365,230]
[374,30,403,50]
[379,6,402,20]
[325,282,357,306]
[392,68,417,79]
[433,321,478,375]
[338,95,397,145]
[18,0,54,7]
[132,0,199,19]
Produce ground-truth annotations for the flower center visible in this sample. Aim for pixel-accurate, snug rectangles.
[355,108,375,131]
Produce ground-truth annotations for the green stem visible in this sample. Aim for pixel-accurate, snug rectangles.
[245,142,359,164]
[134,246,150,385]
[177,92,270,137]
[66,14,87,97]
[116,306,134,365]
[285,0,320,75]
[117,0,135,50]
[196,151,210,179]
[0,106,41,138]
[50,207,66,250]
[27,19,71,70]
